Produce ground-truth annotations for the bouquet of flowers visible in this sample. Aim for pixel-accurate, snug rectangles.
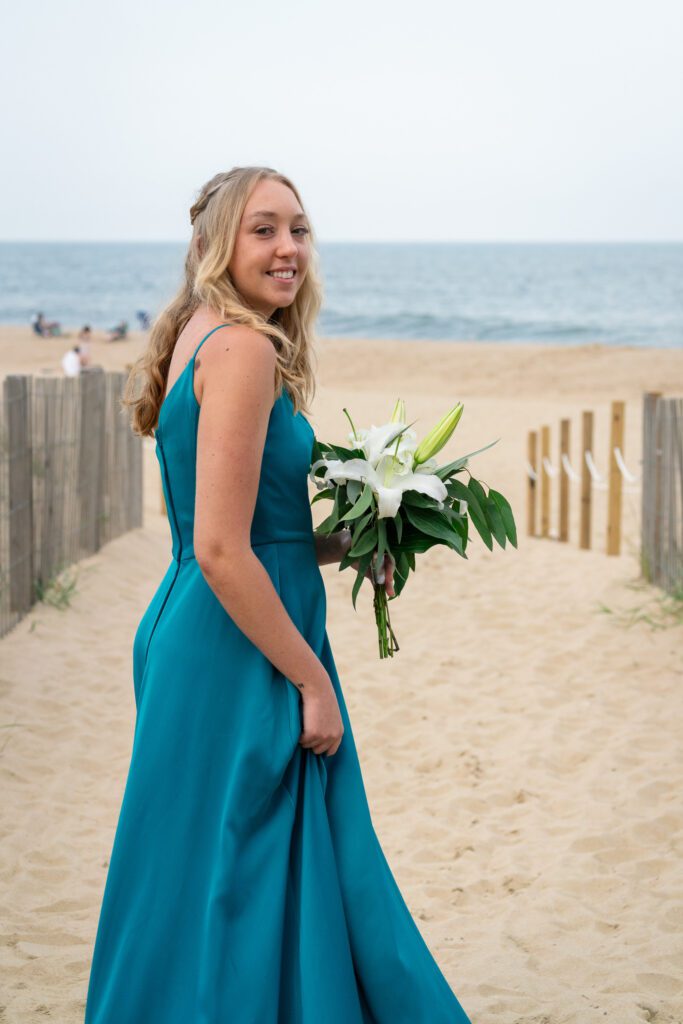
[308,398,517,658]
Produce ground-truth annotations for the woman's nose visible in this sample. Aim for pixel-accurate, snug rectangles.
[274,233,298,255]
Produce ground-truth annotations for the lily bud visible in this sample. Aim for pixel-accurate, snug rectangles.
[390,397,406,424]
[413,402,464,465]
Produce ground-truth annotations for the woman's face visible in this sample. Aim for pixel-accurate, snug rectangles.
[228,178,311,319]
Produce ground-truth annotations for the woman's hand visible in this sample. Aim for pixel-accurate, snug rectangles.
[366,552,395,596]
[330,528,396,596]
[299,678,344,756]
[351,547,395,597]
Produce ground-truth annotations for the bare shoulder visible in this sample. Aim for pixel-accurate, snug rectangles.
[196,323,278,411]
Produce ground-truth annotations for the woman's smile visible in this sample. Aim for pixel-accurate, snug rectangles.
[266,269,297,282]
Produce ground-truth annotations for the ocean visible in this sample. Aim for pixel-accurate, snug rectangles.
[0,241,681,348]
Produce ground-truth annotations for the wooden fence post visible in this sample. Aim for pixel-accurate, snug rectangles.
[641,392,661,581]
[541,425,550,538]
[79,368,105,556]
[580,411,593,550]
[607,400,625,555]
[653,398,665,586]
[669,399,683,593]
[658,399,683,593]
[4,376,33,614]
[527,431,537,537]
[559,418,570,542]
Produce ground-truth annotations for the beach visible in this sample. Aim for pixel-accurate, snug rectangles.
[1,325,682,1022]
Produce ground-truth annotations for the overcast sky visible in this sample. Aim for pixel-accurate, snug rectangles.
[2,0,681,242]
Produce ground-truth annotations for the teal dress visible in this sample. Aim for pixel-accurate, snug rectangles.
[84,324,473,1023]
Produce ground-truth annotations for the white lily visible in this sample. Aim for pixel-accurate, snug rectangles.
[319,451,448,519]
[349,421,418,467]
[356,419,419,460]
[309,457,337,490]
[413,455,439,473]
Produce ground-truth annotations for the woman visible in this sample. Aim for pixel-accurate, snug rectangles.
[84,166,472,1023]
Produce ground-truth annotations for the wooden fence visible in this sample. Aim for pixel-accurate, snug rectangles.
[641,392,683,597]
[526,399,639,555]
[0,368,143,638]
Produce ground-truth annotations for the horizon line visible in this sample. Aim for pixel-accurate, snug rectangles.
[1,238,682,246]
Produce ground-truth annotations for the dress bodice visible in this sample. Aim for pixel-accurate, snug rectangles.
[154,324,317,561]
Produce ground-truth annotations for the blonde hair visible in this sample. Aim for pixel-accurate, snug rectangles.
[122,166,323,436]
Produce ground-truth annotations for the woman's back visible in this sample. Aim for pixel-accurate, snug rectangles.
[154,321,317,559]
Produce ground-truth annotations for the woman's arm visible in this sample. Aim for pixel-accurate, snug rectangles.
[314,528,352,566]
[193,327,333,699]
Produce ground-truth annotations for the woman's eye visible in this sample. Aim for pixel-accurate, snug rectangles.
[255,226,309,236]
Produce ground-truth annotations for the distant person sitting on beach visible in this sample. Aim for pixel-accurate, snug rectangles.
[77,325,92,366]
[106,319,128,342]
[136,310,151,330]
[32,312,61,337]
[61,345,81,377]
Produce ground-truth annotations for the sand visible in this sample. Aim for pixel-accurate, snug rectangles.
[1,325,682,1023]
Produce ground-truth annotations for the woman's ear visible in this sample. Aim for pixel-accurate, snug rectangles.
[195,234,205,260]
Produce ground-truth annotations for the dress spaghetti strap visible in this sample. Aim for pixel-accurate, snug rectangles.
[191,322,233,360]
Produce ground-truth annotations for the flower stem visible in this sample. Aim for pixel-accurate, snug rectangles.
[342,407,359,443]
[370,561,400,659]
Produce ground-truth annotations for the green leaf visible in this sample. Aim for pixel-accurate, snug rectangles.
[311,438,324,464]
[327,488,343,532]
[348,523,378,558]
[327,442,366,462]
[346,478,362,504]
[311,488,335,505]
[451,512,468,548]
[439,512,468,549]
[339,546,356,571]
[463,479,493,550]
[351,551,373,609]
[445,477,484,519]
[484,498,507,549]
[315,510,338,535]
[392,572,409,598]
[342,481,374,522]
[376,518,387,576]
[400,490,440,508]
[470,514,492,550]
[441,504,466,525]
[440,509,466,553]
[467,477,488,509]
[352,510,373,545]
[489,488,518,548]
[466,475,505,548]
[316,484,346,535]
[392,551,410,597]
[393,510,403,544]
[403,505,462,550]
[393,535,442,554]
